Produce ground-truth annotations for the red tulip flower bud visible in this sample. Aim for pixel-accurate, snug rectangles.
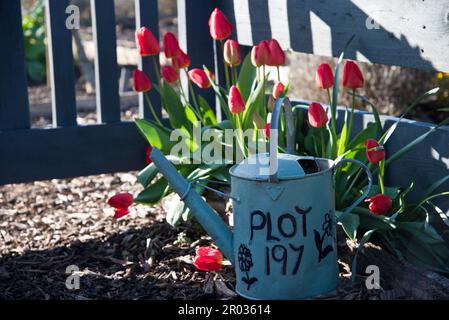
[135,27,160,57]
[364,194,392,215]
[268,39,285,66]
[223,39,241,67]
[343,60,364,89]
[163,32,181,58]
[251,40,270,67]
[308,102,328,128]
[365,139,386,163]
[228,85,245,114]
[193,247,223,272]
[272,81,285,99]
[108,193,134,219]
[133,69,152,92]
[208,8,232,41]
[145,145,153,164]
[264,122,270,139]
[188,68,212,89]
[172,49,190,69]
[316,63,334,89]
[161,65,179,84]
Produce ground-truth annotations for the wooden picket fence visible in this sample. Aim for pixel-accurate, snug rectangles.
[0,0,448,209]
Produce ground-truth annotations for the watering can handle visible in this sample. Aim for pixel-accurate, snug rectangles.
[269,97,295,182]
[334,158,373,221]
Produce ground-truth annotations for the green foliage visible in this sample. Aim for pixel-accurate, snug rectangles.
[22,0,46,83]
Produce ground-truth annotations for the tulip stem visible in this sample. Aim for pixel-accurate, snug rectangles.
[144,93,162,126]
[220,41,231,90]
[179,81,202,122]
[340,167,363,205]
[320,129,326,158]
[378,160,385,194]
[277,66,280,82]
[262,65,266,111]
[152,56,161,85]
[184,69,201,114]
[347,89,356,146]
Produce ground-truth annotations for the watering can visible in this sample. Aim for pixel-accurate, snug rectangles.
[150,97,372,299]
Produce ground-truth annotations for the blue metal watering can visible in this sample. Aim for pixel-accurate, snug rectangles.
[150,97,372,299]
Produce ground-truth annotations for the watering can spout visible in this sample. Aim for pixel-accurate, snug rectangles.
[150,147,234,264]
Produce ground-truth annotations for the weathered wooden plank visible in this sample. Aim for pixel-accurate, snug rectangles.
[45,0,77,127]
[177,0,216,109]
[0,0,30,131]
[220,0,449,72]
[0,122,148,185]
[135,0,162,121]
[91,0,121,123]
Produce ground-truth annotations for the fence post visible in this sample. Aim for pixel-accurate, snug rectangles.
[0,0,30,131]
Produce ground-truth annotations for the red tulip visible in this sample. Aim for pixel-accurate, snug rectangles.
[135,27,160,56]
[133,69,152,92]
[264,122,270,139]
[272,81,284,99]
[172,49,190,69]
[188,68,212,89]
[365,194,392,215]
[316,63,334,89]
[193,247,223,272]
[365,139,386,164]
[268,39,285,66]
[228,85,245,114]
[208,8,232,41]
[145,145,153,164]
[343,60,364,89]
[108,193,134,219]
[223,39,241,67]
[163,32,181,58]
[161,65,179,84]
[308,102,328,128]
[251,40,270,67]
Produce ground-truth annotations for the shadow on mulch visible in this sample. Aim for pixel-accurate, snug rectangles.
[0,220,237,300]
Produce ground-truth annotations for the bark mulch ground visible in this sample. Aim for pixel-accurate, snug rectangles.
[2,171,449,300]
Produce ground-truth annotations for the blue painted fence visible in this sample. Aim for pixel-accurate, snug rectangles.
[0,0,448,212]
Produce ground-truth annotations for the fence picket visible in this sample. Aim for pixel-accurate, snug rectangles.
[91,0,121,123]
[0,0,30,131]
[45,0,77,127]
